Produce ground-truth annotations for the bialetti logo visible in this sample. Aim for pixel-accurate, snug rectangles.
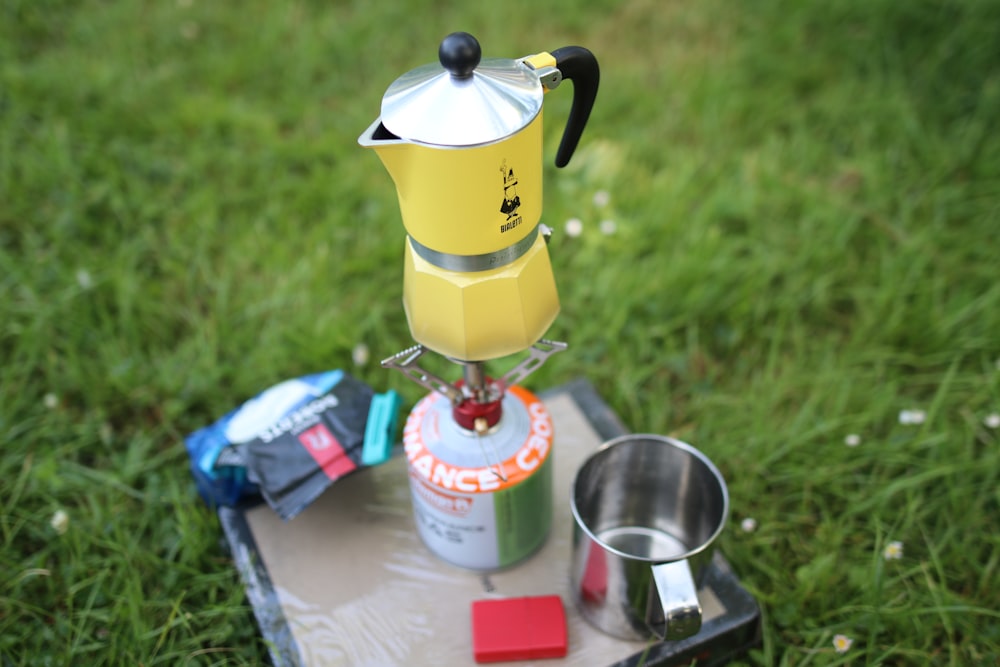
[500,218,522,233]
[499,159,523,233]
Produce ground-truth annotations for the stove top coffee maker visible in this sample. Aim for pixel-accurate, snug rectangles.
[360,32,599,571]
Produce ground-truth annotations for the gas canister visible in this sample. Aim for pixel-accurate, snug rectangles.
[403,385,553,570]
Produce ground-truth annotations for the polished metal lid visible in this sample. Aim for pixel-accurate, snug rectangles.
[380,32,543,147]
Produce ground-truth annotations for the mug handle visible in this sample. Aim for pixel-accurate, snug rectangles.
[647,560,702,641]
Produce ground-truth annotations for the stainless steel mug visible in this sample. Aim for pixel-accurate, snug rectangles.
[570,434,729,641]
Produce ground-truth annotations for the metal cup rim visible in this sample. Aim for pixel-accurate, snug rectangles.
[570,433,730,563]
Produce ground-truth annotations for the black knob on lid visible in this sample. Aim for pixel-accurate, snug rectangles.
[439,32,481,79]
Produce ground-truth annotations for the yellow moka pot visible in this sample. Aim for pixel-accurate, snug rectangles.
[359,32,599,362]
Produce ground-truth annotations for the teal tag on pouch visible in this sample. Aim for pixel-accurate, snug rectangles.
[362,390,402,465]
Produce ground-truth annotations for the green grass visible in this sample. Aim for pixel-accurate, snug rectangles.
[2,0,999,664]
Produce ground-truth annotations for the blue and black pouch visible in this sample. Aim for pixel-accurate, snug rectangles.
[184,370,401,520]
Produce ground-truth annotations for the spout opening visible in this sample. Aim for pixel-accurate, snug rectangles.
[359,118,406,148]
[372,122,400,141]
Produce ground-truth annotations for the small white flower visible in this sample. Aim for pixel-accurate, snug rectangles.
[180,22,199,39]
[351,343,370,366]
[883,540,903,561]
[50,509,69,535]
[833,634,853,653]
[592,190,610,207]
[898,409,926,425]
[740,517,757,533]
[75,269,93,289]
[564,218,583,238]
[844,433,861,447]
[43,393,59,409]
[599,219,617,235]
[984,413,1000,429]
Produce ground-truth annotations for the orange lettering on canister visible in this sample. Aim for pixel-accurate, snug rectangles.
[404,387,554,494]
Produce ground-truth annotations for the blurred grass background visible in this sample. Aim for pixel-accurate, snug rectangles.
[2,0,999,664]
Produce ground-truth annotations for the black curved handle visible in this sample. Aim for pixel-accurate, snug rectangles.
[551,46,600,168]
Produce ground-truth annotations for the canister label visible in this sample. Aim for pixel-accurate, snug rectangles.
[403,386,554,570]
